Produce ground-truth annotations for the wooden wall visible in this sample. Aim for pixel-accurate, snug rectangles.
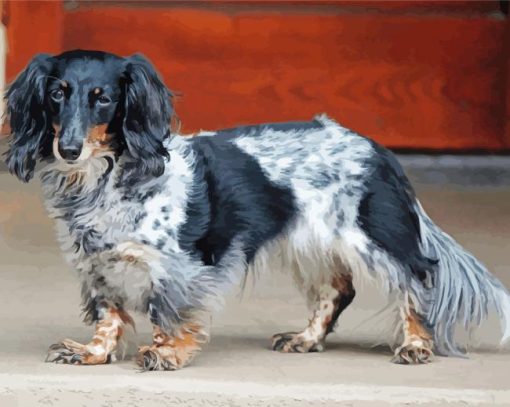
[3,1,510,150]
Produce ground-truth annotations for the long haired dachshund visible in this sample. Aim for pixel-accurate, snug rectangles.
[5,50,510,370]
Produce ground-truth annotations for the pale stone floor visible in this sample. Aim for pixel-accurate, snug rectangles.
[0,166,509,406]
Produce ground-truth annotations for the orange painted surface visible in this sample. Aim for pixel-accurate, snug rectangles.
[203,1,502,13]
[4,1,510,150]
[505,12,510,145]
[4,1,64,79]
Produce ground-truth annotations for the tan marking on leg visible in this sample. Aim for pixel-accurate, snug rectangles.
[304,285,338,342]
[324,273,354,332]
[331,273,353,294]
[406,309,432,342]
[272,274,355,353]
[81,307,133,364]
[46,307,133,365]
[393,296,434,364]
[137,323,208,371]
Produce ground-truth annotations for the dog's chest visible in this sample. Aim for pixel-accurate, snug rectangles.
[91,241,160,311]
[52,191,162,310]
[52,188,139,259]
[42,144,197,309]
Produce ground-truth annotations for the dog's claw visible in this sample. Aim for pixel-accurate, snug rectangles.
[137,348,180,371]
[392,343,433,365]
[70,354,82,364]
[143,350,171,371]
[142,350,158,371]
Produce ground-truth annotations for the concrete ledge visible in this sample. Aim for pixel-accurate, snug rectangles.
[1,373,509,406]
[398,155,510,187]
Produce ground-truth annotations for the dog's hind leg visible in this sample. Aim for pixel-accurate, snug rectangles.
[271,273,355,353]
[46,306,134,365]
[392,294,434,364]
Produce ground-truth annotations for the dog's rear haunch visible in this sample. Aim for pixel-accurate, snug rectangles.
[5,50,510,370]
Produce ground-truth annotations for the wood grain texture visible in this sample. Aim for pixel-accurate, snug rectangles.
[83,1,503,14]
[61,6,507,149]
[505,11,510,147]
[3,1,509,149]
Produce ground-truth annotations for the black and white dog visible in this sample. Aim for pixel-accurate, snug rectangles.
[5,50,510,370]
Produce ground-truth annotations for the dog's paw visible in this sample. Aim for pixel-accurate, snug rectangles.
[46,343,83,364]
[136,345,182,371]
[45,339,111,365]
[391,342,433,365]
[271,332,324,353]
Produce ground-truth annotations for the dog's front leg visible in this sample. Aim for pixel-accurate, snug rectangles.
[132,239,246,371]
[137,323,208,371]
[46,305,134,365]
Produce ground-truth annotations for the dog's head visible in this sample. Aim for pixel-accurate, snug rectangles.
[4,50,173,182]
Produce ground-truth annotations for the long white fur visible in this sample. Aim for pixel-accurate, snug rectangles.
[415,201,510,354]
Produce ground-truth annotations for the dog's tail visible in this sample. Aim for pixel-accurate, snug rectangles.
[414,201,510,355]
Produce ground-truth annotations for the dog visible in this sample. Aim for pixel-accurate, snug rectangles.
[4,49,510,370]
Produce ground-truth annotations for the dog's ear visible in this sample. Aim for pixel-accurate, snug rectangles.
[122,54,173,177]
[4,54,55,182]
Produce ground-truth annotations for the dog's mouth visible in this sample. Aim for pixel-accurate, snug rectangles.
[48,134,116,192]
[52,131,115,166]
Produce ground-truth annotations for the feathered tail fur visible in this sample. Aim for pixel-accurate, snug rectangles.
[415,202,510,355]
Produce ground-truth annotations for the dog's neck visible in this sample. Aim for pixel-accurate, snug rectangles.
[41,154,115,197]
[39,149,171,218]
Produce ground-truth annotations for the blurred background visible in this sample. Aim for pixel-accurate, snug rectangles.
[1,0,510,151]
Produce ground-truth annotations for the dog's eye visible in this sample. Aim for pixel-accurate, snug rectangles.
[50,89,64,102]
[97,95,111,106]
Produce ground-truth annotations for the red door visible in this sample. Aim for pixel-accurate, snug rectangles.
[4,0,510,150]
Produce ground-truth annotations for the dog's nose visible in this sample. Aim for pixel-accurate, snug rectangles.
[58,145,82,161]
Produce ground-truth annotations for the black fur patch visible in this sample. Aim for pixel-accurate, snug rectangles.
[357,142,437,281]
[180,131,298,265]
